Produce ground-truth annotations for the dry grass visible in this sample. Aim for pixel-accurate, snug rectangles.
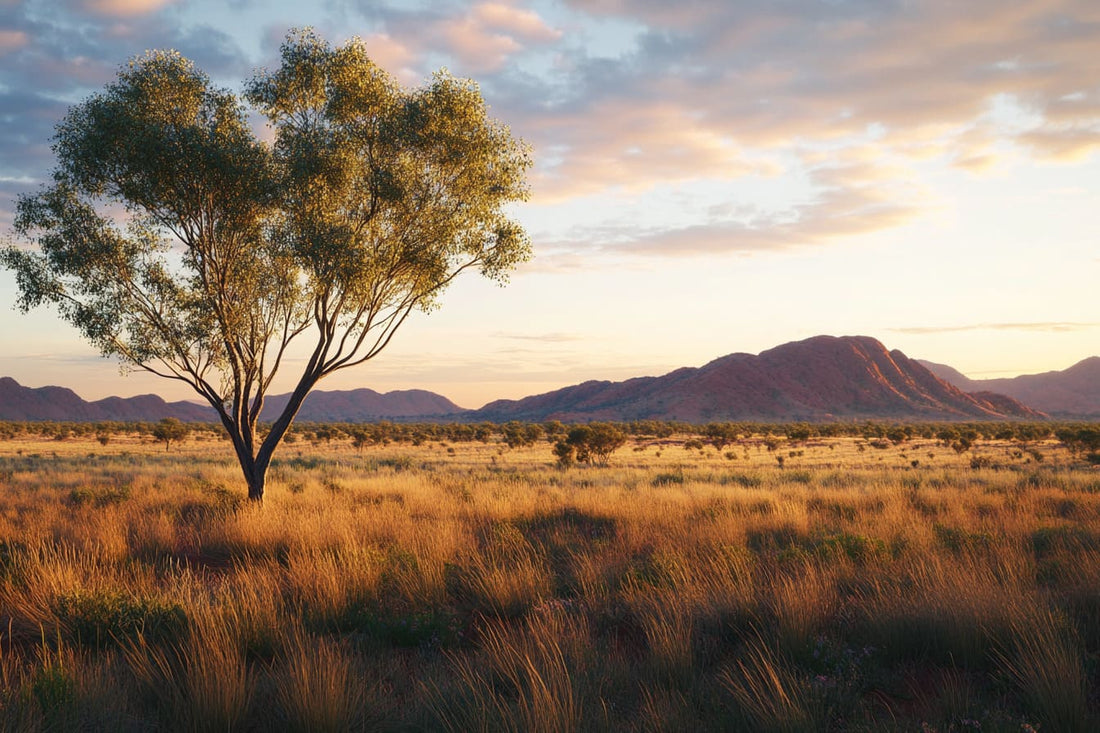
[0,430,1097,730]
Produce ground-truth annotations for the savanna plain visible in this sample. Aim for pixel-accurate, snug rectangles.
[1,421,1098,732]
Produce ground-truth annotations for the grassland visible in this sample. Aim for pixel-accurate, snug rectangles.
[0,427,1098,731]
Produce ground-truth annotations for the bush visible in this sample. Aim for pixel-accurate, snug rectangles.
[558,424,626,466]
[151,418,189,451]
[54,590,187,648]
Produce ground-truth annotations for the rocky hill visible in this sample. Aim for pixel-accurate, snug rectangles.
[474,335,1045,422]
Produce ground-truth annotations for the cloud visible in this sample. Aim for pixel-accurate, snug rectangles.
[545,159,925,256]
[358,32,417,81]
[0,29,28,54]
[73,0,175,17]
[6,0,1100,261]
[891,322,1100,335]
[1019,127,1100,161]
[474,2,562,43]
[492,331,583,343]
[487,0,1100,208]
[354,1,561,74]
[435,2,561,72]
[514,249,590,274]
[528,98,771,202]
[0,90,67,179]
[0,3,248,223]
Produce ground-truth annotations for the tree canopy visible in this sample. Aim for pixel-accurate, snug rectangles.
[151,418,189,452]
[1,29,531,500]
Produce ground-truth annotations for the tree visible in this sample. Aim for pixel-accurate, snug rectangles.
[702,422,739,451]
[1,30,531,501]
[1056,426,1100,456]
[501,420,542,449]
[554,423,627,467]
[553,439,576,468]
[151,418,189,452]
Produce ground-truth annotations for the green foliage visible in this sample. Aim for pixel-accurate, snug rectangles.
[357,609,461,649]
[501,421,543,449]
[558,423,626,467]
[1056,426,1100,455]
[703,422,739,450]
[552,440,575,468]
[31,657,75,718]
[67,483,132,508]
[1031,524,1100,559]
[151,418,189,451]
[54,590,187,648]
[933,523,995,554]
[785,424,812,442]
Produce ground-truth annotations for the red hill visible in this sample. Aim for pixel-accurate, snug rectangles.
[475,335,1044,422]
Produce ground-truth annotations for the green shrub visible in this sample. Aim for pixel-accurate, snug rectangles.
[54,590,187,648]
[66,484,131,508]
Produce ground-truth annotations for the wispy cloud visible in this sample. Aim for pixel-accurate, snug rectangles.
[6,0,1100,255]
[543,159,926,256]
[350,1,561,75]
[74,0,177,18]
[501,0,1100,209]
[491,331,583,343]
[892,322,1100,335]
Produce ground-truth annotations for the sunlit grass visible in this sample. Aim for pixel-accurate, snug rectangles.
[0,430,1097,729]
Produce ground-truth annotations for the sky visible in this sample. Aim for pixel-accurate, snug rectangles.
[0,0,1098,409]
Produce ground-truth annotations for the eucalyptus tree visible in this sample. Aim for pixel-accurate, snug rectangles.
[1,30,531,501]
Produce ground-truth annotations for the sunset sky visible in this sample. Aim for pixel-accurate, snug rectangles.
[1,0,1098,408]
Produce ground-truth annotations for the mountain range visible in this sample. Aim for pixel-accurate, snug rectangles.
[0,378,461,423]
[0,377,213,422]
[919,357,1100,418]
[473,335,1045,422]
[0,335,1093,423]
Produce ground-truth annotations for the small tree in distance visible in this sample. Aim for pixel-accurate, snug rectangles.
[151,418,189,452]
[501,421,542,449]
[555,423,627,467]
[702,422,739,451]
[1,30,531,501]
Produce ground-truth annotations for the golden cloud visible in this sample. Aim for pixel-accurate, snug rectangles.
[80,0,174,17]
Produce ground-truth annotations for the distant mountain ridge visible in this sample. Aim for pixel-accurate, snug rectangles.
[0,335,1066,423]
[473,335,1045,422]
[919,357,1100,417]
[260,388,462,422]
[0,378,462,422]
[0,377,213,422]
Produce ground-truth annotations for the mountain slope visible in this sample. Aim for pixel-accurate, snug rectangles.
[476,335,1044,422]
[920,357,1100,417]
[260,388,462,422]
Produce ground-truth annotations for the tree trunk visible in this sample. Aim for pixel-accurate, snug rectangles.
[210,374,320,504]
[247,470,265,503]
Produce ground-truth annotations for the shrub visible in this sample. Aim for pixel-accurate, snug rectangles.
[557,424,626,466]
[54,590,187,648]
[151,418,189,451]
